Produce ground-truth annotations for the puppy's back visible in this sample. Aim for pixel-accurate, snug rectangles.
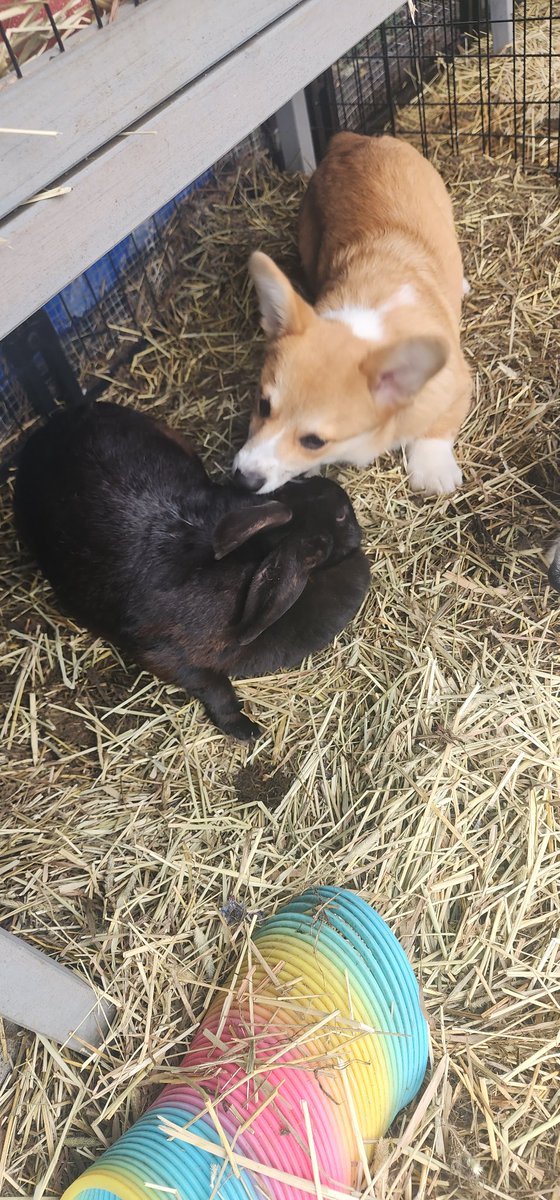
[300,133,463,309]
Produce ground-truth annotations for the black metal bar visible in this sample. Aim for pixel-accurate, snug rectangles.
[58,293,91,366]
[89,0,104,30]
[448,1,460,156]
[3,334,56,418]
[380,23,396,138]
[457,0,482,42]
[547,0,554,169]
[28,311,84,403]
[511,0,519,162]
[4,309,83,412]
[521,0,528,166]
[476,20,488,154]
[408,6,429,157]
[391,10,405,92]
[484,0,492,157]
[351,43,367,134]
[305,70,339,161]
[44,4,65,53]
[0,21,22,78]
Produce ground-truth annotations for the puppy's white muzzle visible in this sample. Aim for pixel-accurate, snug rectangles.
[233,439,294,494]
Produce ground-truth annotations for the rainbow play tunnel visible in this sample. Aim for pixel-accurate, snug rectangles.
[62,887,429,1200]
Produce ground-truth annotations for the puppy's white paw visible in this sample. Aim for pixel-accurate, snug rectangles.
[462,277,471,296]
[407,439,462,496]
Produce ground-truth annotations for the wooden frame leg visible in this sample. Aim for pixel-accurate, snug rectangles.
[0,927,114,1051]
[275,89,317,173]
[488,0,513,53]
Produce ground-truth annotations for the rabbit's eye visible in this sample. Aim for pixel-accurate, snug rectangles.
[336,510,347,523]
[300,434,326,450]
[259,397,271,418]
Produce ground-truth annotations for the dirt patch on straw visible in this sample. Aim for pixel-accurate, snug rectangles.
[1,98,560,1200]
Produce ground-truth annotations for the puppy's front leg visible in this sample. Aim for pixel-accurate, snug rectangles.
[406,437,462,496]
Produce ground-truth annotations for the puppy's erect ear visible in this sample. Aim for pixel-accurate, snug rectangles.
[213,501,292,560]
[249,251,314,339]
[237,534,331,644]
[361,336,448,408]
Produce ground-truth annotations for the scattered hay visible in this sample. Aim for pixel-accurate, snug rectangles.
[1,142,559,1198]
[489,18,560,131]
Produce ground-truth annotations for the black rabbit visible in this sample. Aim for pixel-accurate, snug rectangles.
[14,402,369,739]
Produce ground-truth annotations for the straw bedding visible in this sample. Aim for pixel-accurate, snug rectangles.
[1,84,560,1200]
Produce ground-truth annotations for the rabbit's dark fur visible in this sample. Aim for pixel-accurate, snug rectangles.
[14,402,369,739]
[548,535,560,593]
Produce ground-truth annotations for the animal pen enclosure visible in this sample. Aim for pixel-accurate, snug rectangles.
[1,1,560,1199]
[2,0,559,466]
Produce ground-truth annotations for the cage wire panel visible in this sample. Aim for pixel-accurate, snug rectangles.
[1,0,559,471]
[308,0,559,167]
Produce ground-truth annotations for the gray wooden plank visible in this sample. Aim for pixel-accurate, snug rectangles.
[0,0,401,339]
[0,0,302,218]
[0,927,114,1050]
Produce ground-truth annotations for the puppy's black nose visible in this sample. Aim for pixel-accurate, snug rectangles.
[233,468,265,492]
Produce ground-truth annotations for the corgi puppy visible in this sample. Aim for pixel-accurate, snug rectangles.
[234,133,472,496]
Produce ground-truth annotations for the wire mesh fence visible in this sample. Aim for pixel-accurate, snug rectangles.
[307,0,559,170]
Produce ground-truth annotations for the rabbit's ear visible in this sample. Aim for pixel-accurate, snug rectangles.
[237,535,331,645]
[213,502,292,559]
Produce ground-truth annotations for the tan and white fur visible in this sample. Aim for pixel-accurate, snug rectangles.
[234,132,472,495]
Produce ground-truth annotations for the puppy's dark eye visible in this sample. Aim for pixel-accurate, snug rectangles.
[259,396,271,418]
[300,434,326,450]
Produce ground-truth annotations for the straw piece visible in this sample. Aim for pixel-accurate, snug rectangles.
[159,1115,358,1200]
[0,126,59,136]
[340,1063,372,1190]
[204,1097,241,1178]
[24,185,72,203]
[301,1099,324,1200]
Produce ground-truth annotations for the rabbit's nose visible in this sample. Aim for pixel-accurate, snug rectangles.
[233,468,266,492]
